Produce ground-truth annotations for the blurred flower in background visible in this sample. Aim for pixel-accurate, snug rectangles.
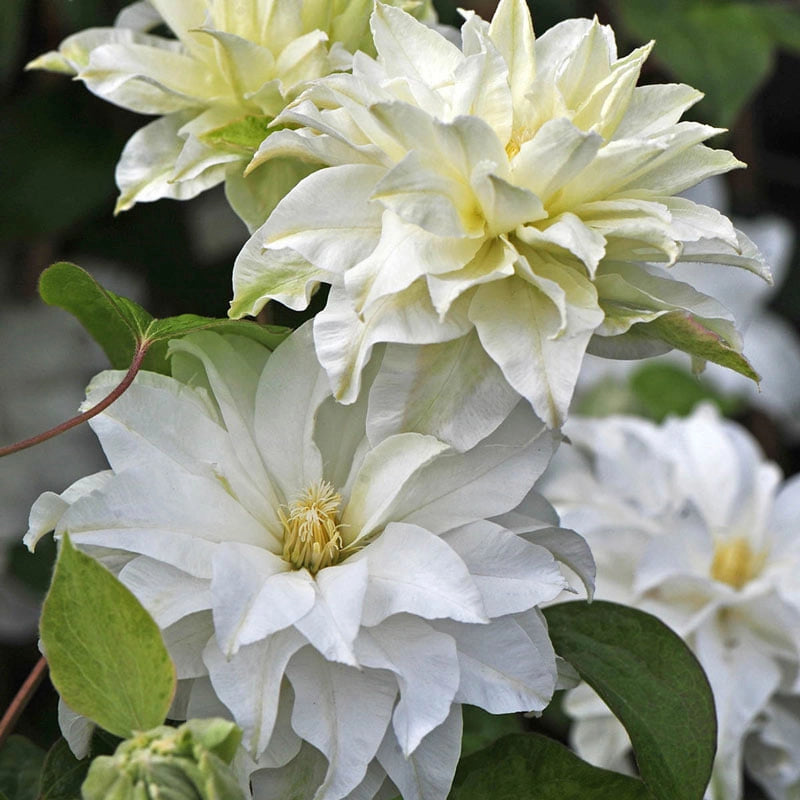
[539,404,800,800]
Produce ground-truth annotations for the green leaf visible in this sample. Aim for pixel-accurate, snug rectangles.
[0,735,45,800]
[642,311,759,382]
[202,115,274,153]
[617,0,774,127]
[38,263,291,375]
[451,733,652,800]
[38,262,153,370]
[38,734,119,800]
[40,533,177,739]
[543,601,716,800]
[461,706,521,757]
[629,362,744,422]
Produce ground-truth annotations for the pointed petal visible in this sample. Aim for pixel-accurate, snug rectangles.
[356,616,459,755]
[287,648,397,800]
[355,522,486,627]
[204,630,306,757]
[377,705,462,800]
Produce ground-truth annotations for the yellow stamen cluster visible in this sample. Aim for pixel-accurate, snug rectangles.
[710,537,762,590]
[279,481,344,574]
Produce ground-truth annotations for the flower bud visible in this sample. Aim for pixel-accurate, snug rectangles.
[81,718,245,800]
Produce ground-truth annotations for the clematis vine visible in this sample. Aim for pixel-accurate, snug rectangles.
[25,325,592,800]
[539,404,800,800]
[28,0,436,230]
[231,0,769,430]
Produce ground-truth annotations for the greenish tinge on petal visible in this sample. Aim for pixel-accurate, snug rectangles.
[642,311,759,382]
[81,719,246,800]
[26,0,437,225]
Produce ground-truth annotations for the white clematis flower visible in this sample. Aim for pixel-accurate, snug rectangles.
[230,0,769,430]
[538,404,800,800]
[28,0,436,230]
[26,325,591,800]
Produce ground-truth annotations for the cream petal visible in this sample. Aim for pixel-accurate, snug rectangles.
[469,275,601,428]
[370,2,462,88]
[612,83,704,140]
[487,0,536,112]
[260,164,385,273]
[114,112,231,212]
[312,279,472,404]
[511,117,603,206]
[81,41,221,113]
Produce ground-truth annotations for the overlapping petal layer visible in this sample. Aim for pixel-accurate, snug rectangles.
[29,0,436,229]
[232,0,769,427]
[26,326,590,800]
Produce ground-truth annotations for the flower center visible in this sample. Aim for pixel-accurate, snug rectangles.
[279,481,343,574]
[505,126,535,160]
[710,537,762,590]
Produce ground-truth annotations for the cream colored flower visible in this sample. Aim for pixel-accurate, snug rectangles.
[28,0,435,229]
[231,0,769,429]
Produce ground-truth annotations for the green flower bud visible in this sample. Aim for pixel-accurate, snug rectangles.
[81,719,245,800]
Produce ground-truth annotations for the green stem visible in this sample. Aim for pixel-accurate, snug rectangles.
[0,343,149,459]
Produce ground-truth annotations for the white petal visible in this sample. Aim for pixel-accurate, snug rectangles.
[204,630,306,757]
[253,323,328,501]
[356,616,459,755]
[161,611,214,679]
[376,705,462,800]
[382,401,557,534]
[694,620,782,800]
[294,558,369,665]
[356,522,487,626]
[437,610,556,712]
[443,523,566,616]
[342,432,449,542]
[119,555,211,628]
[211,541,314,655]
[287,647,398,800]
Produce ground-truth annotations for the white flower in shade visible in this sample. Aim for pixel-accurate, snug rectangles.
[25,325,592,800]
[28,0,436,230]
[230,0,769,430]
[538,404,800,800]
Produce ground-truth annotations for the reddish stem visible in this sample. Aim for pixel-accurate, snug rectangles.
[0,656,48,750]
[0,344,149,459]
